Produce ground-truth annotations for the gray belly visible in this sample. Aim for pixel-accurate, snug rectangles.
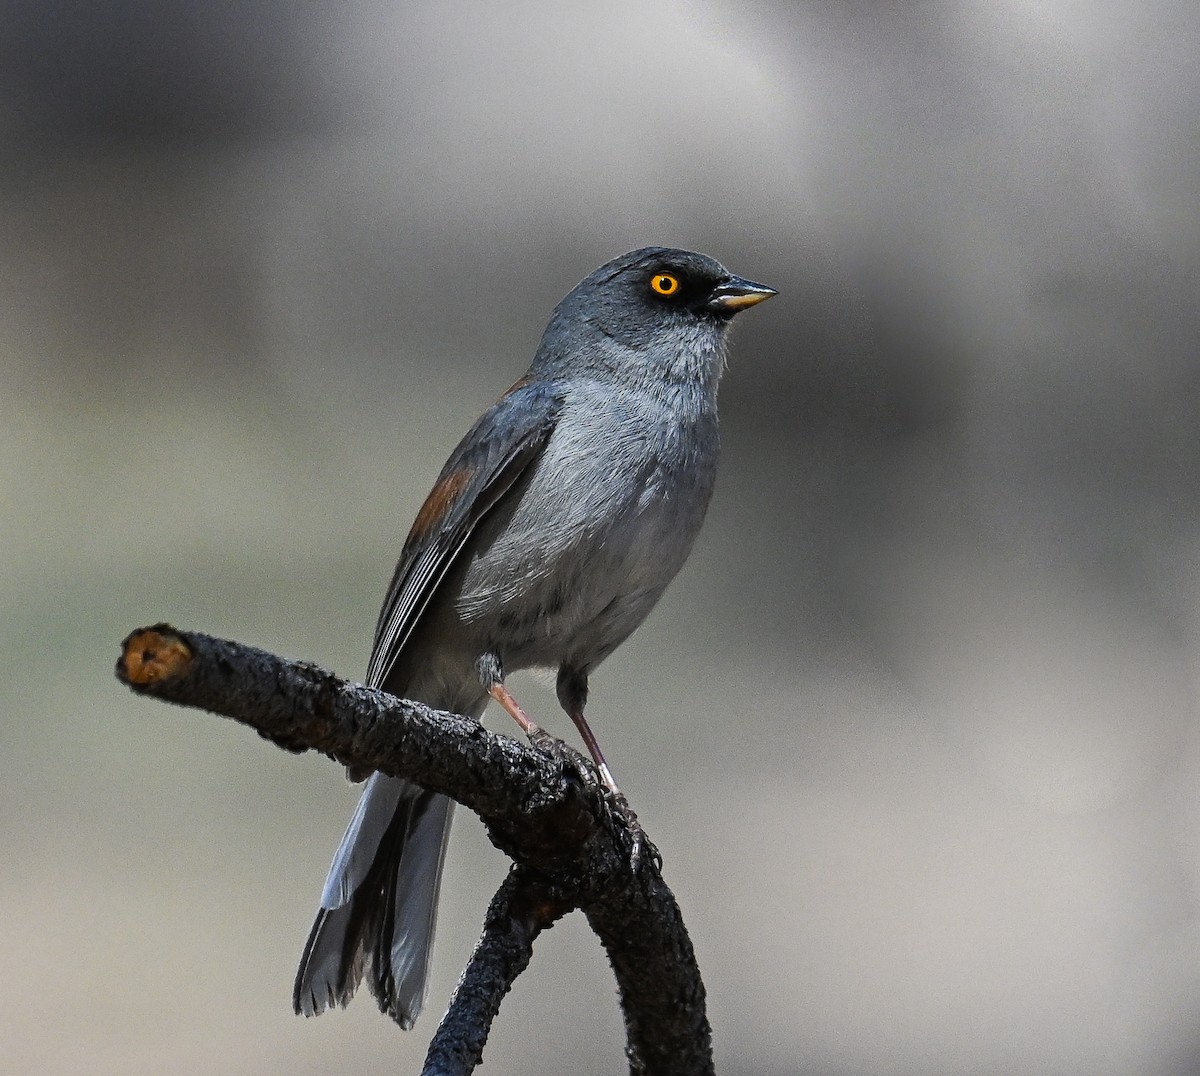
[455,393,718,674]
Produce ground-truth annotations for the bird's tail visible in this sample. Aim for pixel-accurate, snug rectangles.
[293,772,454,1029]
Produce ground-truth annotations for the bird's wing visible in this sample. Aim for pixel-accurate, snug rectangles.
[365,377,563,690]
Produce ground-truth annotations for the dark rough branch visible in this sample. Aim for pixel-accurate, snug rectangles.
[423,866,567,1075]
[116,624,714,1076]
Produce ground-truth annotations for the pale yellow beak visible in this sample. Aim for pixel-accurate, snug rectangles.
[706,276,778,312]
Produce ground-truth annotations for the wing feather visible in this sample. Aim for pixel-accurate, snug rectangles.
[365,380,562,690]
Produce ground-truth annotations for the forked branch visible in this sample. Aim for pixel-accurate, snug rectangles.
[115,624,713,1076]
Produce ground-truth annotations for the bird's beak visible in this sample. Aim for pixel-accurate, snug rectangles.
[706,276,778,312]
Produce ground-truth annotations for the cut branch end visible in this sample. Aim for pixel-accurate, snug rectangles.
[118,624,193,685]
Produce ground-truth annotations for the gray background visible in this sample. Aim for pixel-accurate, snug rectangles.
[4,1,1200,1072]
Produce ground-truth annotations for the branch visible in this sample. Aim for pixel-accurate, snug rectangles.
[116,624,713,1075]
[423,866,567,1076]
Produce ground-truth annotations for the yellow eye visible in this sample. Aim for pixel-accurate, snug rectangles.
[650,273,680,296]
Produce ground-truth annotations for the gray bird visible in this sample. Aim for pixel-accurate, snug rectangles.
[293,246,775,1028]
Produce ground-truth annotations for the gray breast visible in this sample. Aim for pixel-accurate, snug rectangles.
[455,380,719,672]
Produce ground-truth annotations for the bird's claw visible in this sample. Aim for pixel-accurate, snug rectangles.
[525,729,660,871]
[607,790,661,873]
[527,727,591,771]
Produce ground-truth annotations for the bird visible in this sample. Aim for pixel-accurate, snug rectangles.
[292,246,775,1029]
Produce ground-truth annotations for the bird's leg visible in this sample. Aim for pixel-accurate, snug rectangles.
[478,653,583,759]
[555,665,617,790]
[566,707,617,794]
[557,666,655,869]
[487,680,541,738]
[477,653,540,730]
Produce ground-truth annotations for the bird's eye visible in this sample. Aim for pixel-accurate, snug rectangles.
[650,273,680,297]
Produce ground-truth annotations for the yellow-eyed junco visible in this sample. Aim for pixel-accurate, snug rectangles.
[293,246,775,1028]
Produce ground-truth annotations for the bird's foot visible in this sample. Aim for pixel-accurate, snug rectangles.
[527,727,592,771]
[526,731,659,870]
[605,788,661,874]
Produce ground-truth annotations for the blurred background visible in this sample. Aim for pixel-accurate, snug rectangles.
[3,0,1199,1072]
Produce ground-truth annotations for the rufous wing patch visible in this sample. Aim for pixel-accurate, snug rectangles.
[410,467,473,537]
[494,372,534,405]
